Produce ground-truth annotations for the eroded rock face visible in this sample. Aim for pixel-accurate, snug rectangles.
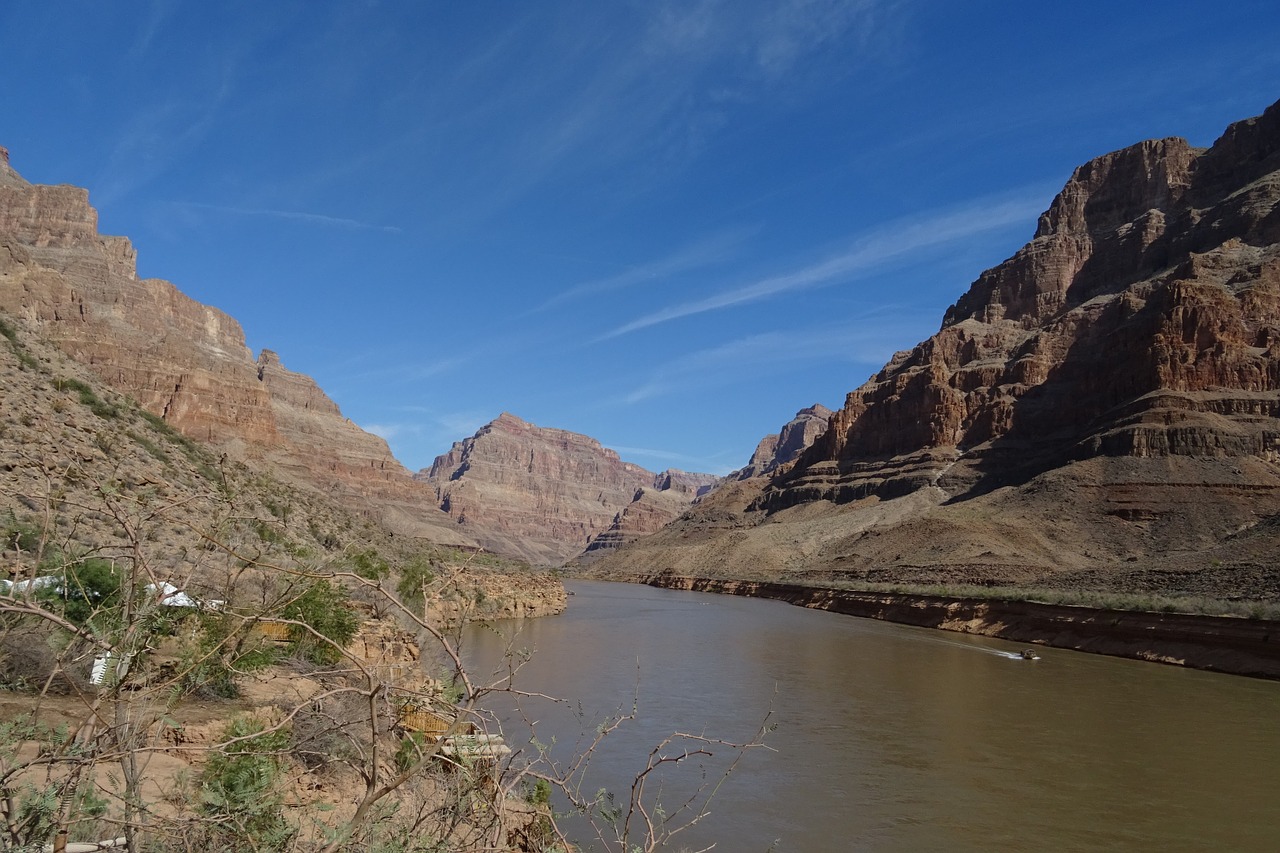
[417,413,718,564]
[590,99,1280,593]
[764,99,1280,512]
[0,157,468,546]
[734,404,833,480]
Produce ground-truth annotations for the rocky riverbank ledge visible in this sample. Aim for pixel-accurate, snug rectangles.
[642,575,1280,680]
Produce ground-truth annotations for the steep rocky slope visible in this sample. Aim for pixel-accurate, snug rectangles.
[0,148,469,547]
[591,99,1280,602]
[0,310,563,622]
[732,404,833,480]
[417,413,718,564]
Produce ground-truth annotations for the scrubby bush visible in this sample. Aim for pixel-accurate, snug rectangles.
[198,716,293,850]
[36,557,122,627]
[281,579,360,666]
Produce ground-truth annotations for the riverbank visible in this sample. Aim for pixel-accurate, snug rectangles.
[641,574,1280,679]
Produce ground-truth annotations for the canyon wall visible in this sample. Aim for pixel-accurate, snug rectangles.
[733,404,833,480]
[417,413,718,564]
[590,99,1280,598]
[0,149,470,546]
[644,575,1280,679]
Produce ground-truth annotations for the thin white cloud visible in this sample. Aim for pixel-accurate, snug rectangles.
[536,227,752,310]
[456,0,901,216]
[172,201,402,234]
[95,56,241,206]
[613,311,925,406]
[605,443,740,476]
[597,189,1050,340]
[362,422,408,441]
[431,411,492,441]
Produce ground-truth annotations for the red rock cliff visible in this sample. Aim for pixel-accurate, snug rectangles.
[589,99,1280,597]
[764,98,1280,510]
[417,413,717,564]
[0,157,468,546]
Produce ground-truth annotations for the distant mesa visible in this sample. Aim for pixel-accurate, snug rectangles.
[415,412,719,565]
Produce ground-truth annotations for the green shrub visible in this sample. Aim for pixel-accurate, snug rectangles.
[2,511,42,553]
[349,547,390,580]
[281,580,360,666]
[53,377,118,419]
[36,558,122,627]
[0,714,109,846]
[199,716,293,851]
[523,777,552,807]
[395,554,438,604]
[394,731,429,773]
[180,613,277,699]
[252,519,283,545]
[127,430,171,464]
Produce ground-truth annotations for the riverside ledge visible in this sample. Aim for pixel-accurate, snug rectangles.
[641,574,1280,680]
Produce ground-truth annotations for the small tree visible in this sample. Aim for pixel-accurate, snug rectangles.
[197,716,293,850]
[281,578,360,665]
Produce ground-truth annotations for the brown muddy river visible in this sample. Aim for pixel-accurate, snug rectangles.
[463,580,1280,852]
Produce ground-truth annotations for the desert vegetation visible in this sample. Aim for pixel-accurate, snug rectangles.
[0,317,762,852]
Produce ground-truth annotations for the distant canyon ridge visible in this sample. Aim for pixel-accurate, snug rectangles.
[0,149,769,564]
[6,95,1280,593]
[591,97,1280,602]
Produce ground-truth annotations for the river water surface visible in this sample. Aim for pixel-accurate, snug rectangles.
[463,580,1280,852]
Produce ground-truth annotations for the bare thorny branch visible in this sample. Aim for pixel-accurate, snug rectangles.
[1,458,769,852]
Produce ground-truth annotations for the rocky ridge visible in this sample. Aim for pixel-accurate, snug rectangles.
[732,404,833,480]
[590,98,1280,601]
[417,412,719,565]
[0,150,469,547]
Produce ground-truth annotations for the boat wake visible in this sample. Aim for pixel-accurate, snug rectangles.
[904,633,1040,660]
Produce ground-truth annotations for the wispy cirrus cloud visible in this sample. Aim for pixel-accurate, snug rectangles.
[602,442,741,475]
[170,200,402,234]
[614,308,921,406]
[362,422,411,441]
[597,188,1050,341]
[359,408,494,471]
[450,0,900,216]
[536,227,753,310]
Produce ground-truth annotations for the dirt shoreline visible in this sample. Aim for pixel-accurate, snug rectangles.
[640,574,1280,680]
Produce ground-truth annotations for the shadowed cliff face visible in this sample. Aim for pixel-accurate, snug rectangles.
[590,99,1280,594]
[416,413,719,565]
[764,98,1280,511]
[0,153,470,546]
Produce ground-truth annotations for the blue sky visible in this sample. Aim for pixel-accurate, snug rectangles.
[3,2,1279,475]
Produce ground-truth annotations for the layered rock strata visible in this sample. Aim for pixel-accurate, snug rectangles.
[591,98,1280,594]
[645,576,1280,679]
[770,102,1280,510]
[417,413,718,564]
[733,404,833,480]
[0,152,469,546]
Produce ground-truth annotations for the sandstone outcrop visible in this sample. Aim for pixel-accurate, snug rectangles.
[733,404,833,480]
[417,413,718,564]
[769,100,1280,509]
[591,98,1280,598]
[0,154,469,546]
